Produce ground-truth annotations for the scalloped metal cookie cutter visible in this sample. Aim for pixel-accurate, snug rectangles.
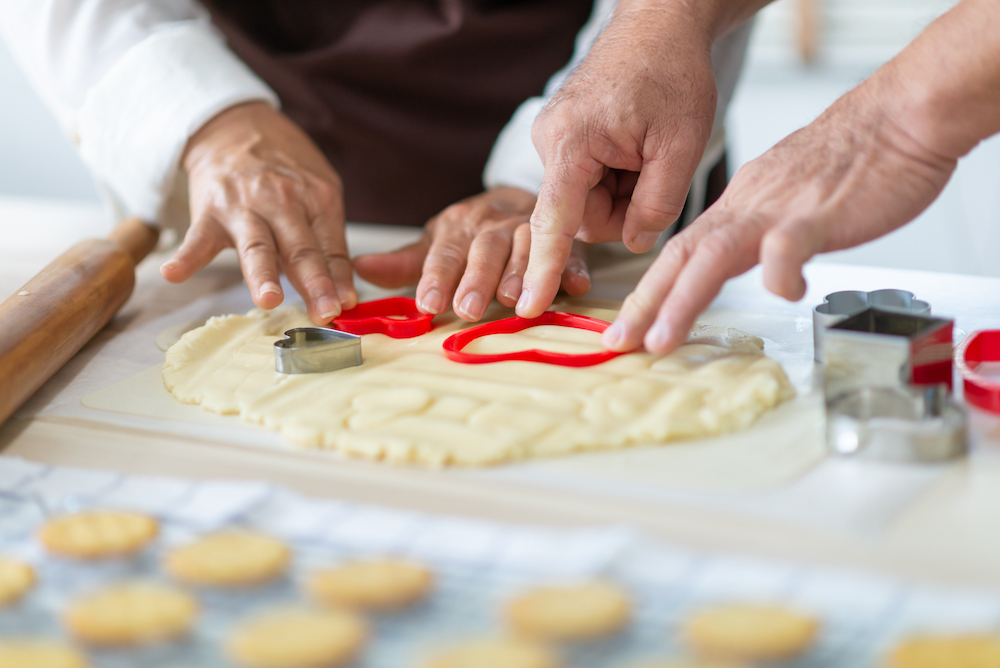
[274,328,362,374]
[813,289,930,362]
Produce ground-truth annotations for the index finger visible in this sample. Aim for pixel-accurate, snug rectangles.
[516,156,602,318]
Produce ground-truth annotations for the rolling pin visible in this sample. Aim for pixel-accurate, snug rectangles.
[0,217,159,425]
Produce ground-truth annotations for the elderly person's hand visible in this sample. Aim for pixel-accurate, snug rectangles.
[354,187,590,321]
[160,102,356,325]
[514,0,764,319]
[604,0,1000,354]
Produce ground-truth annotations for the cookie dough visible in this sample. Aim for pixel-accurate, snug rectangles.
[164,531,290,587]
[888,635,1000,668]
[424,638,559,668]
[0,640,88,668]
[682,604,818,661]
[306,559,433,610]
[39,511,158,559]
[163,305,794,466]
[64,582,197,646]
[226,607,368,668]
[0,557,35,605]
[506,582,631,641]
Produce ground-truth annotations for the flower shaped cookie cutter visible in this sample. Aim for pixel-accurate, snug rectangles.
[442,311,624,366]
[813,289,930,362]
[956,329,1000,414]
[332,297,434,338]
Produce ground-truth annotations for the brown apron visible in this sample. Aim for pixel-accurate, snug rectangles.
[203,0,593,227]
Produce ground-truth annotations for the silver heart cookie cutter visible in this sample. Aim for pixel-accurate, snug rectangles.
[813,289,930,362]
[274,328,362,374]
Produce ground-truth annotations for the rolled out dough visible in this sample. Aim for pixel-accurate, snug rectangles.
[162,306,794,466]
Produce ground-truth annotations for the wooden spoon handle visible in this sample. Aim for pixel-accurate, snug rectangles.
[0,217,159,425]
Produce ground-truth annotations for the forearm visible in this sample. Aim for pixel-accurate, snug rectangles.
[611,0,773,46]
[884,0,1000,160]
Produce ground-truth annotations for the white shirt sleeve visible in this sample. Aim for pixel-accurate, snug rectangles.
[483,0,753,216]
[0,0,279,225]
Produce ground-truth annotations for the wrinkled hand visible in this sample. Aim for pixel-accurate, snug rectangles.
[354,187,591,321]
[515,4,719,318]
[161,102,356,325]
[603,71,958,354]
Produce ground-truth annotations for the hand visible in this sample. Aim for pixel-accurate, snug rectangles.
[603,70,958,354]
[160,102,356,325]
[515,2,719,318]
[354,187,591,321]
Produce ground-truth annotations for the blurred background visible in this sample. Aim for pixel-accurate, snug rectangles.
[1,0,997,276]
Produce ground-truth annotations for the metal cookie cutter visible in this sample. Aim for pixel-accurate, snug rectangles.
[274,328,362,374]
[822,308,966,462]
[813,290,930,362]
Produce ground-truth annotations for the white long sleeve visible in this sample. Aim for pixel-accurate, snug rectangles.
[484,0,752,224]
[0,1,278,224]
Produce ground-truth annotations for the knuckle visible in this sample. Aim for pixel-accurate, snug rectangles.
[285,243,323,267]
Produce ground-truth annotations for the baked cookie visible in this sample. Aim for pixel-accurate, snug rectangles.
[0,640,88,668]
[64,581,197,646]
[39,511,157,559]
[226,607,368,668]
[507,582,631,641]
[424,638,559,668]
[306,559,433,611]
[164,531,290,587]
[0,557,35,605]
[888,634,1000,668]
[626,661,746,668]
[682,604,818,661]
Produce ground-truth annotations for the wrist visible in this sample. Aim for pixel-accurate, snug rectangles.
[617,0,766,43]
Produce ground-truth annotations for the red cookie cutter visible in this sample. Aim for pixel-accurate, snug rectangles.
[442,311,624,366]
[956,329,1000,414]
[332,297,434,339]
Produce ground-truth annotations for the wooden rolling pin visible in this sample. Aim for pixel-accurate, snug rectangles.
[0,217,159,425]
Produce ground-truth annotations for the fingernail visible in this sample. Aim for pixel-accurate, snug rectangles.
[259,281,282,298]
[458,292,484,320]
[645,319,671,352]
[631,231,661,250]
[500,275,523,301]
[515,287,532,315]
[161,260,179,272]
[420,289,444,315]
[603,322,624,349]
[317,296,341,321]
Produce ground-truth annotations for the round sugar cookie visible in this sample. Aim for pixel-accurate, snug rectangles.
[507,582,631,641]
[306,559,433,611]
[0,640,88,668]
[226,607,368,668]
[888,634,1000,668]
[64,581,197,646]
[628,661,746,668]
[164,531,290,587]
[0,557,35,605]
[39,511,158,559]
[425,638,559,668]
[683,604,818,661]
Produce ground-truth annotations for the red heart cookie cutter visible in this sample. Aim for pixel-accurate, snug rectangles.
[442,311,624,366]
[332,297,434,339]
[956,329,1000,414]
